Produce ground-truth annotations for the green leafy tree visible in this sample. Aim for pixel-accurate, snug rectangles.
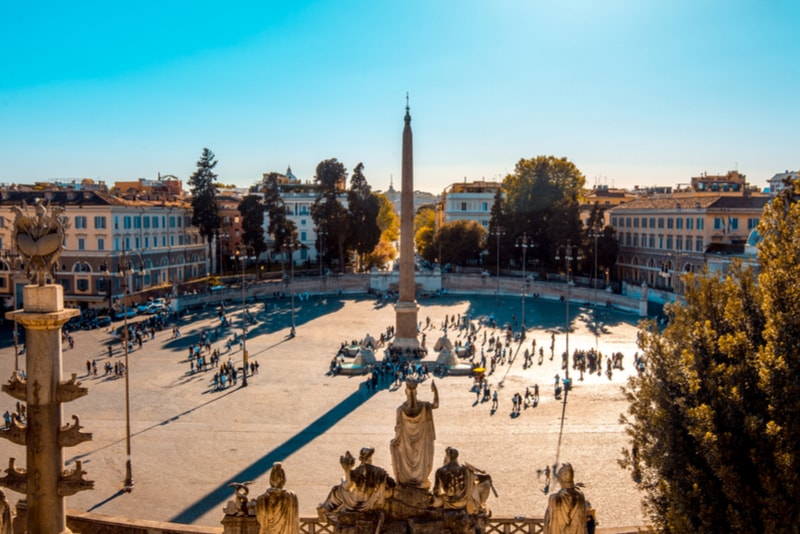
[311,159,349,272]
[503,155,585,268]
[583,202,618,280]
[188,148,221,273]
[487,187,508,273]
[237,194,267,260]
[414,207,436,261]
[621,175,800,532]
[346,163,381,271]
[432,220,486,267]
[263,172,292,255]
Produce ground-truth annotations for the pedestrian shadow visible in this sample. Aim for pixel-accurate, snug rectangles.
[168,382,387,524]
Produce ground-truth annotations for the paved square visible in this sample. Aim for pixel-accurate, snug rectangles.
[0,293,647,530]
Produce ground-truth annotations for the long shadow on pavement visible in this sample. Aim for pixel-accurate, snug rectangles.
[168,380,381,524]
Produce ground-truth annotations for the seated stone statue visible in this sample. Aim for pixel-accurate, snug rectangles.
[543,463,587,534]
[432,447,494,514]
[318,447,395,517]
[255,462,299,534]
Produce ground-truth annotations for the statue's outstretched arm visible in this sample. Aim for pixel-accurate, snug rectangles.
[431,380,439,409]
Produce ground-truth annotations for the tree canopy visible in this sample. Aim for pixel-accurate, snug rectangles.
[346,163,381,271]
[237,194,267,259]
[311,159,349,272]
[621,175,800,532]
[188,148,221,272]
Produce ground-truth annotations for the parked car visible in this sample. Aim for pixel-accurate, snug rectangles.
[143,303,165,315]
[112,308,137,321]
[95,316,112,327]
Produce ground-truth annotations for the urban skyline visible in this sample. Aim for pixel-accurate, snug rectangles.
[1,1,798,193]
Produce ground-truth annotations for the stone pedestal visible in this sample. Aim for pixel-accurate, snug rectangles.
[394,301,420,350]
[3,285,82,534]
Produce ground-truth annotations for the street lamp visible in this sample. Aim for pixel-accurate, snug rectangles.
[555,240,583,386]
[232,247,255,386]
[491,226,504,300]
[589,230,602,350]
[515,232,532,328]
[2,249,20,371]
[106,244,145,492]
[284,242,296,337]
[317,228,327,290]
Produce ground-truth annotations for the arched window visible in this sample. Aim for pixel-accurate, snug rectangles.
[73,262,92,273]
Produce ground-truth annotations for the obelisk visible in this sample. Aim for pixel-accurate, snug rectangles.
[394,96,420,350]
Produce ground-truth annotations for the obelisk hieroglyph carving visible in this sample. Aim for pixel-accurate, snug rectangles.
[394,96,420,349]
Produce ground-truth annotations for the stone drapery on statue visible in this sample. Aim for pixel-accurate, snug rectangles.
[433,447,495,514]
[390,379,438,488]
[255,462,299,534]
[318,448,395,517]
[544,463,587,534]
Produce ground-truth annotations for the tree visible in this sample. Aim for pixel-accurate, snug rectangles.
[311,159,349,272]
[432,220,486,267]
[346,163,381,271]
[375,193,399,244]
[188,148,221,273]
[487,187,507,272]
[582,203,618,280]
[502,156,585,268]
[263,172,293,255]
[414,207,436,262]
[620,175,800,532]
[237,194,267,260]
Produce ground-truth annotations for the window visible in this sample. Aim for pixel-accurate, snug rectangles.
[77,279,89,291]
[676,236,683,250]
[77,238,85,251]
[94,216,106,229]
[648,234,655,248]
[96,279,106,292]
[747,217,759,230]
[687,218,693,230]
[178,235,184,245]
[666,236,673,249]
[658,235,664,249]
[697,218,704,230]
[648,218,655,229]
[124,216,132,229]
[134,216,141,229]
[461,202,467,211]
[301,231,307,241]
[696,237,703,251]
[641,217,647,228]
[114,238,120,251]
[633,234,639,247]
[125,237,130,250]
[625,233,631,246]
[62,279,70,291]
[75,216,87,229]
[114,216,119,230]
[170,235,174,246]
[0,216,5,228]
[482,202,488,211]
[170,216,176,228]
[143,216,150,229]
[144,237,149,248]
[658,218,664,229]
[729,217,739,231]
[667,218,673,229]
[162,236,167,247]
[633,218,639,228]
[135,237,140,249]
[177,216,182,228]
[97,238,105,251]
[153,216,159,229]
[676,218,683,230]
[611,217,617,227]
[714,217,724,230]
[626,217,632,228]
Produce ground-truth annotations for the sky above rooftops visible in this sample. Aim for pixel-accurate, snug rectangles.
[1,0,798,193]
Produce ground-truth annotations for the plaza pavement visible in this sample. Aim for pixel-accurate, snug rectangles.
[0,293,648,530]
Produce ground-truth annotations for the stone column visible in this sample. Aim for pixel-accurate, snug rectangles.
[4,285,84,534]
[394,102,420,350]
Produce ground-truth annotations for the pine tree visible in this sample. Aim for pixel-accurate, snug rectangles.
[188,148,221,274]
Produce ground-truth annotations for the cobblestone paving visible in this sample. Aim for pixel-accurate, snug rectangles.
[0,293,648,530]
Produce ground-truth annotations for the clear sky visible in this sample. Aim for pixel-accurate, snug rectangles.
[1,0,798,194]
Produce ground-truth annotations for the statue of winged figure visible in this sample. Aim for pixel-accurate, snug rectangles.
[11,198,67,286]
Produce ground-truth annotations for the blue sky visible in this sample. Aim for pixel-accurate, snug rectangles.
[1,0,798,194]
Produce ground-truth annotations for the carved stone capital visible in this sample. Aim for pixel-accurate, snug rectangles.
[0,458,27,494]
[57,374,88,403]
[1,372,26,402]
[59,415,92,448]
[58,460,94,496]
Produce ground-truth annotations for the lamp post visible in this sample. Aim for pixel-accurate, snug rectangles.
[232,247,254,386]
[555,240,583,386]
[516,232,532,328]
[318,228,327,291]
[491,226,504,300]
[589,230,602,350]
[107,244,144,492]
[3,249,20,371]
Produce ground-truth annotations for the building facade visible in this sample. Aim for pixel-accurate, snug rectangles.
[0,186,206,310]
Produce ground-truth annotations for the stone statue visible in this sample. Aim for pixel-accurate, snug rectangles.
[318,447,395,517]
[255,462,299,534]
[432,447,495,514]
[0,490,11,534]
[543,463,587,534]
[390,379,438,488]
[10,198,67,286]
